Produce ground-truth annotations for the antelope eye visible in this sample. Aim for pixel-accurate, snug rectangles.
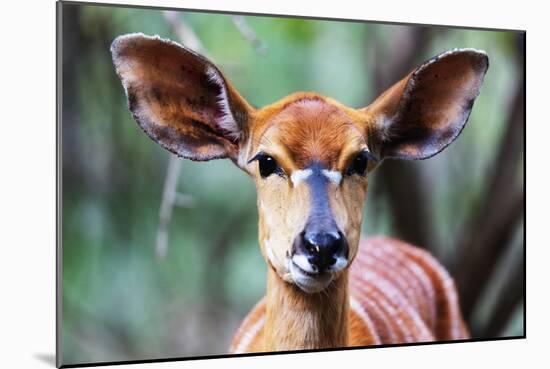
[346,152,369,177]
[258,154,280,178]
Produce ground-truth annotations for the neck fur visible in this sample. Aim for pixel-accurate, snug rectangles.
[263,268,349,351]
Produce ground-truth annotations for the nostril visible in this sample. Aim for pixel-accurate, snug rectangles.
[300,231,345,271]
[303,236,318,254]
[305,232,338,246]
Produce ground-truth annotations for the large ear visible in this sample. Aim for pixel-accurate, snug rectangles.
[364,49,489,160]
[111,33,253,161]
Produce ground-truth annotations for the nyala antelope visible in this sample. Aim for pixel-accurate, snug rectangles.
[111,33,488,353]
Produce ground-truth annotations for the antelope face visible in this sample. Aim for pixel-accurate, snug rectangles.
[246,95,374,292]
[111,33,488,293]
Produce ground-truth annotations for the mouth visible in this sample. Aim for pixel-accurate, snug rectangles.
[288,259,334,293]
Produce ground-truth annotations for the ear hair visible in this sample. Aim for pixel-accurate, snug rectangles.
[205,65,240,141]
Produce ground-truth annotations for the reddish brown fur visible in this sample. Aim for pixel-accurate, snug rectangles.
[259,97,362,168]
[244,93,372,171]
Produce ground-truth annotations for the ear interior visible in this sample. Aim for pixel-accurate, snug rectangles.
[365,49,489,160]
[111,33,252,161]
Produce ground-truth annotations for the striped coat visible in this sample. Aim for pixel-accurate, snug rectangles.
[230,236,468,353]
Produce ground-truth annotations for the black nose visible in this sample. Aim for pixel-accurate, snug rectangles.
[299,231,347,272]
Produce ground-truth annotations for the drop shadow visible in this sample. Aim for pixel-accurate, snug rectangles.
[35,353,56,367]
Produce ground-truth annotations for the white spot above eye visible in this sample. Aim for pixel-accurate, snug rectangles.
[290,169,312,186]
[322,170,342,185]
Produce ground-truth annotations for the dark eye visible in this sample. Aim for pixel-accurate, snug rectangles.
[346,152,370,176]
[257,154,280,178]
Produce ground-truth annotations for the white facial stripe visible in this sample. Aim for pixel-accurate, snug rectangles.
[290,169,313,186]
[322,169,342,185]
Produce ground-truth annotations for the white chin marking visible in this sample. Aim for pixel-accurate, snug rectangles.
[290,169,312,186]
[322,169,342,185]
[289,260,333,293]
[291,254,316,273]
[331,255,348,272]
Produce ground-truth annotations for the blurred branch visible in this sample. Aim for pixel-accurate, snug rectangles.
[373,27,433,88]
[155,12,267,258]
[369,26,438,251]
[205,205,252,307]
[231,16,267,55]
[62,5,94,179]
[154,11,209,259]
[162,11,207,54]
[156,156,193,258]
[449,35,525,335]
[453,33,525,320]
[484,249,524,337]
[454,81,525,320]
[452,33,525,323]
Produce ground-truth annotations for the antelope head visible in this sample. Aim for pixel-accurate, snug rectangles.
[111,33,488,294]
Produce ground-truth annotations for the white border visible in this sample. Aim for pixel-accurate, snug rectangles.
[1,1,546,369]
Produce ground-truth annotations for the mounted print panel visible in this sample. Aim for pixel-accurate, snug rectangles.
[57,1,525,367]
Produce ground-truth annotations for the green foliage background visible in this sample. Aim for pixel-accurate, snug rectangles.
[60,3,524,366]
